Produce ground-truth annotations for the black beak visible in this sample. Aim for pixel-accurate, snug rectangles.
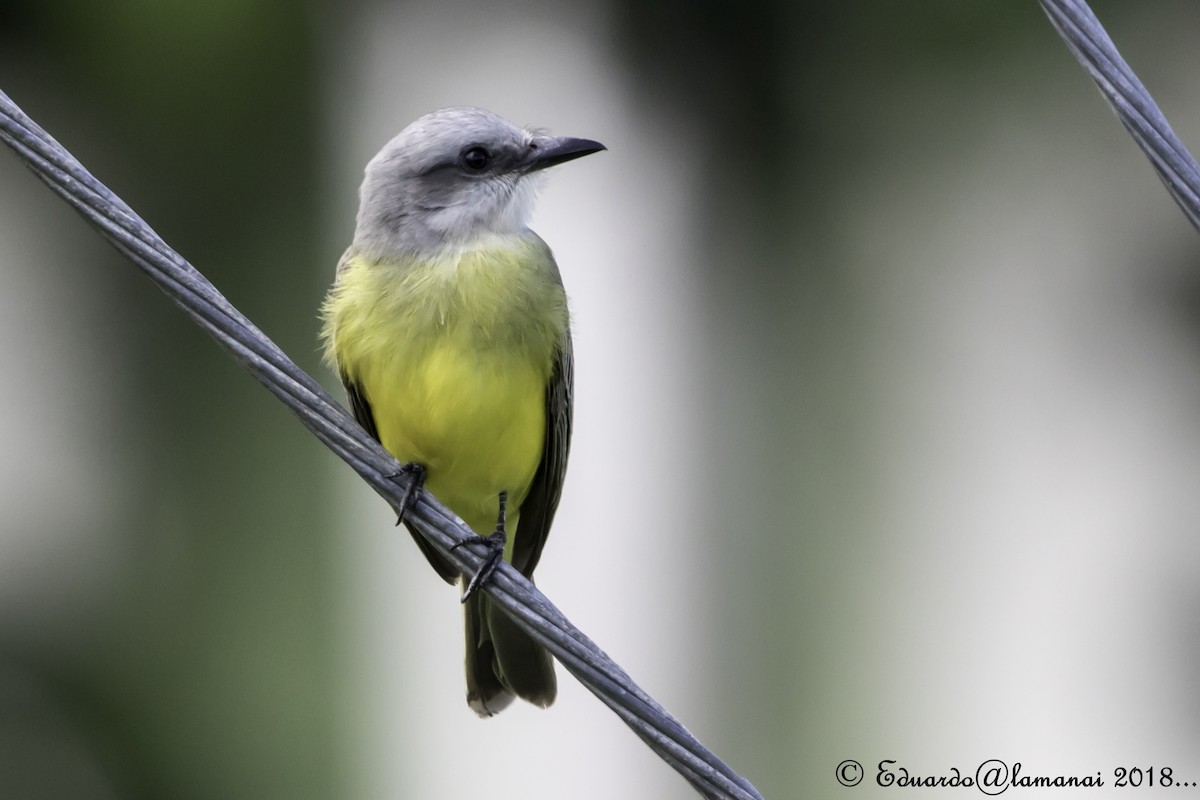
[524,135,606,172]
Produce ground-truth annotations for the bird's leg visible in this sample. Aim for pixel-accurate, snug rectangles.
[389,462,426,526]
[453,490,508,603]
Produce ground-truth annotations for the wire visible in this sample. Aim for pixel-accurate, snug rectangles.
[0,90,764,800]
[1038,0,1200,232]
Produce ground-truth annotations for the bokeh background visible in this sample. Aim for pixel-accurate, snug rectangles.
[2,1,1200,798]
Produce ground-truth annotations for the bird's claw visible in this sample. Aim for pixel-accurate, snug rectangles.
[389,463,426,526]
[453,529,507,603]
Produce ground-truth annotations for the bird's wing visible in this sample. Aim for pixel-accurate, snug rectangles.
[512,332,573,577]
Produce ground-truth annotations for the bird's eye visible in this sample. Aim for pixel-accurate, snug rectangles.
[461,146,491,171]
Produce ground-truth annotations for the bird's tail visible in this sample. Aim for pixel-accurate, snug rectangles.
[463,585,557,717]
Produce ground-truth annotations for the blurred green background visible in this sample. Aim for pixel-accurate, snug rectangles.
[2,1,1200,798]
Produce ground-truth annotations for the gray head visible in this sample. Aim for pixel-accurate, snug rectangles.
[353,107,605,255]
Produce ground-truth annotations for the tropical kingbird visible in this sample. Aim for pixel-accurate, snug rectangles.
[321,107,604,716]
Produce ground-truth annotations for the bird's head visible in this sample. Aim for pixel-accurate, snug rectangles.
[354,106,604,255]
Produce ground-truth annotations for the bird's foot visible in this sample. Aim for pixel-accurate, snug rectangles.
[452,529,507,603]
[388,462,426,526]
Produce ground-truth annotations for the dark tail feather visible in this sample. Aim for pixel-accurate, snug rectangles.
[463,587,556,717]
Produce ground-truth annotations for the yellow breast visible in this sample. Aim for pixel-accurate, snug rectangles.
[322,237,568,535]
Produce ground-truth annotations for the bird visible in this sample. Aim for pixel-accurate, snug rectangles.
[321,106,604,716]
